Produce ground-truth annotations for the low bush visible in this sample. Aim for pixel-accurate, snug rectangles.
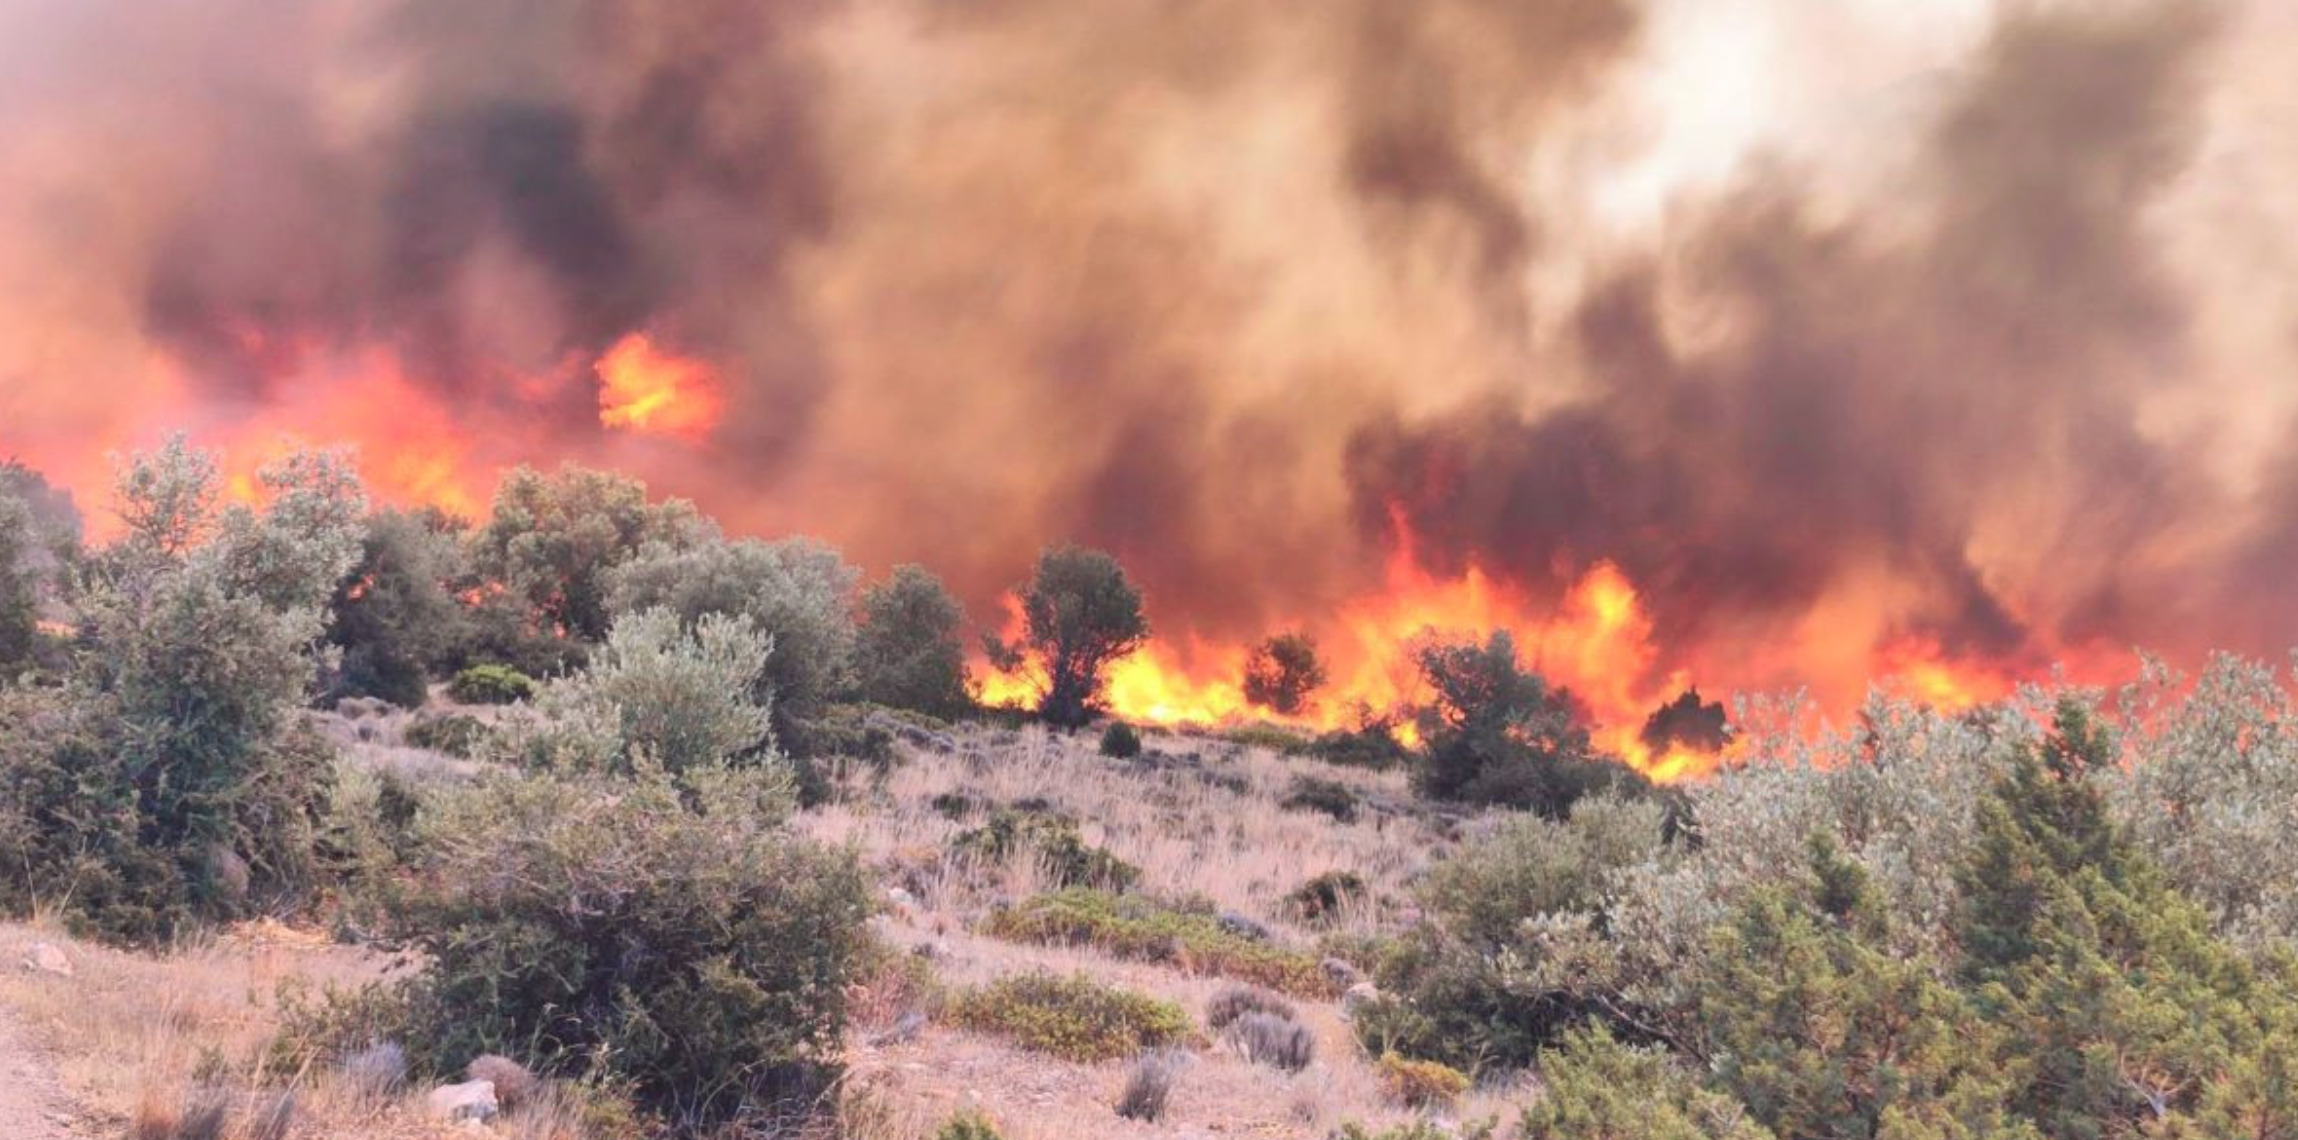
[402,711,488,758]
[930,792,982,820]
[1280,775,1361,822]
[1377,1053,1470,1108]
[1346,927,1605,1075]
[1205,985,1297,1030]
[1225,1010,1314,1072]
[947,972,1190,1062]
[932,1110,1005,1140]
[1309,722,1412,771]
[982,888,1334,995]
[1518,1025,1771,1140]
[1222,723,1315,755]
[446,664,534,705]
[378,765,874,1130]
[1116,1048,1187,1122]
[1100,721,1143,759]
[1285,870,1368,925]
[950,808,1139,890]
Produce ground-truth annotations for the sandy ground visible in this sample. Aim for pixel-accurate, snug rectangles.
[0,954,88,1140]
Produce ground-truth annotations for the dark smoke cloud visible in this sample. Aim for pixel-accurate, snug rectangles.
[1,0,2293,697]
[1345,0,2247,678]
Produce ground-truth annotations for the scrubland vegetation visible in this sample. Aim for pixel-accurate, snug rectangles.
[4,439,2298,1139]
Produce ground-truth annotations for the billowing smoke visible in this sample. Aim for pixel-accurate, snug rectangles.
[0,0,2293,716]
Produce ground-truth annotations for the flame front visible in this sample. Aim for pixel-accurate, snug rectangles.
[976,539,2026,784]
[598,334,725,442]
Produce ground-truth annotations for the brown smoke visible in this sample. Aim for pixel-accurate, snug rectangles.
[0,0,2293,713]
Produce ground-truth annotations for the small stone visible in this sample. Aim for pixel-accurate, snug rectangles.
[466,1055,536,1109]
[1342,982,1382,1014]
[22,942,70,977]
[886,887,917,909]
[1319,957,1364,990]
[426,1079,499,1122]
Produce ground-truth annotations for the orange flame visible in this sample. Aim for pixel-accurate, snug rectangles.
[597,333,725,441]
[974,523,2042,784]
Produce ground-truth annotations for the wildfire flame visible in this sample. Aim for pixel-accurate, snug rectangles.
[976,514,2025,783]
[597,334,725,441]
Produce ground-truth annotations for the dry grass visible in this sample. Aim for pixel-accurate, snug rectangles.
[802,724,1449,939]
[0,921,598,1140]
[0,718,1506,1140]
[812,723,1522,1139]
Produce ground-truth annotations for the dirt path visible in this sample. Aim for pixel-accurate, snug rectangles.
[0,1001,82,1140]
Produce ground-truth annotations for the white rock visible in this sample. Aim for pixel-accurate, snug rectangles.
[22,942,71,977]
[426,1079,499,1122]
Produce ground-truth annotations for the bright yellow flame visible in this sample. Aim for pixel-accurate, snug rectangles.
[597,333,725,441]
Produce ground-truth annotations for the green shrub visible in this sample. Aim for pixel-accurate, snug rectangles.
[1410,632,1649,815]
[951,809,1139,890]
[1221,723,1315,755]
[947,972,1190,1062]
[1309,721,1412,771]
[1100,722,1143,759]
[401,712,488,758]
[1285,870,1367,924]
[1280,775,1360,822]
[982,888,1334,995]
[1377,1052,1470,1108]
[932,1110,1006,1140]
[605,535,859,756]
[1420,795,1666,949]
[381,765,873,1129]
[447,664,534,705]
[1518,1025,1773,1140]
[856,565,974,719]
[492,609,773,778]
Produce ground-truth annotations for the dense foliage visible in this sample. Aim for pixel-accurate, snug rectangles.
[855,563,973,717]
[992,545,1149,728]
[1358,693,2298,1139]
[386,765,873,1128]
[1243,631,1327,716]
[0,438,357,942]
[1411,631,1650,814]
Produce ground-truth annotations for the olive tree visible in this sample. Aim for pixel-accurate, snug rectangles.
[992,545,1149,729]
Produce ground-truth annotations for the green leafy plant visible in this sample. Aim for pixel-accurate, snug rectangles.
[982,888,1333,995]
[446,664,535,705]
[947,972,1190,1062]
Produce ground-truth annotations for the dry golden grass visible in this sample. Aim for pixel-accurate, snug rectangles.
[810,723,1521,1140]
[0,921,599,1140]
[0,718,1505,1140]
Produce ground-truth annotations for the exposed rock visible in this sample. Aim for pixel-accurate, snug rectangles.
[1320,957,1365,990]
[466,1055,536,1110]
[425,1079,498,1122]
[1216,911,1273,942]
[1342,982,1382,1014]
[20,942,70,977]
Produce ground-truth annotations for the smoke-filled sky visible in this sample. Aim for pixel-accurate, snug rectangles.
[1,0,2294,710]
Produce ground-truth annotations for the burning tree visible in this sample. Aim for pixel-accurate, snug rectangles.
[1243,632,1328,716]
[1410,630,1645,816]
[992,545,1150,729]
